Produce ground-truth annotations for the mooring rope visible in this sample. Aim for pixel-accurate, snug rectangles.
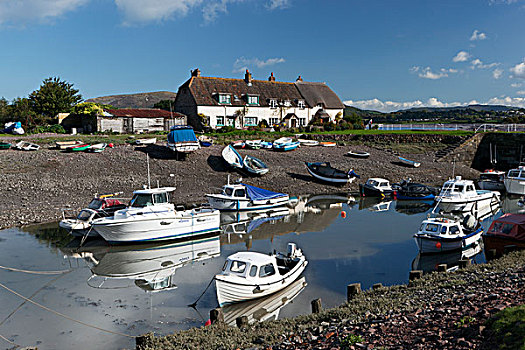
[0,265,72,275]
[188,276,215,308]
[0,281,136,339]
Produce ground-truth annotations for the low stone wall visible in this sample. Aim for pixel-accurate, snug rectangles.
[312,133,463,144]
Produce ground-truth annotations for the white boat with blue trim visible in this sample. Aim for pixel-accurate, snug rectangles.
[215,243,307,306]
[92,187,220,244]
[436,176,500,213]
[206,182,290,211]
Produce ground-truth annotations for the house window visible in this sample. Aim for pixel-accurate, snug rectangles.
[216,116,224,126]
[245,117,258,126]
[283,100,291,107]
[269,118,279,126]
[299,118,306,126]
[247,95,259,105]
[269,99,277,109]
[226,117,234,126]
[298,100,305,109]
[219,94,231,104]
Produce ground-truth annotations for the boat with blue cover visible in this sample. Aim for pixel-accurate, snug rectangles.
[393,179,439,200]
[206,182,290,211]
[167,126,200,154]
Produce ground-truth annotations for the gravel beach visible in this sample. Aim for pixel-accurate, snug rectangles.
[0,140,479,229]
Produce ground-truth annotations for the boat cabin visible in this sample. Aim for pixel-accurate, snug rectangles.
[129,187,176,208]
[365,178,392,191]
[439,177,478,197]
[480,170,505,182]
[486,213,525,240]
[506,166,525,180]
[220,184,248,199]
[419,218,463,236]
[221,251,297,280]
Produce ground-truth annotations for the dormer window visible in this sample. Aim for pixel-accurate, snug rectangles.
[269,99,277,109]
[247,95,259,105]
[283,100,291,107]
[218,94,231,104]
[297,100,305,109]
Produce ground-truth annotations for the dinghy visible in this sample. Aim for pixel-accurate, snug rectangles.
[243,155,269,176]
[260,141,273,149]
[319,141,336,147]
[272,137,300,151]
[134,138,157,145]
[86,143,107,153]
[0,142,11,149]
[222,145,243,169]
[206,182,290,211]
[398,156,421,168]
[13,141,40,151]
[245,140,262,149]
[55,140,82,149]
[297,139,319,146]
[305,162,359,184]
[65,143,91,152]
[346,150,370,159]
[215,243,308,306]
[231,140,245,149]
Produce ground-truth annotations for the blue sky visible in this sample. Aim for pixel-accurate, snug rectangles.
[0,0,524,112]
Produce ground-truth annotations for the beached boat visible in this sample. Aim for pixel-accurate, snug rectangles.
[245,140,262,150]
[272,137,300,151]
[436,176,500,213]
[214,243,308,306]
[243,155,269,176]
[13,141,40,151]
[477,169,505,191]
[222,145,243,169]
[59,194,126,237]
[319,141,336,147]
[55,140,82,149]
[414,215,483,253]
[260,141,273,149]
[65,143,91,152]
[167,126,200,154]
[359,178,394,197]
[305,162,359,184]
[206,182,290,211]
[86,143,107,153]
[346,150,370,158]
[231,140,245,149]
[297,139,319,147]
[198,135,213,147]
[398,156,421,168]
[92,187,220,244]
[392,179,438,200]
[0,142,11,149]
[504,166,525,195]
[483,213,525,257]
[134,138,157,145]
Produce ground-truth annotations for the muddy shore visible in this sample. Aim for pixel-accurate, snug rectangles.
[0,139,478,229]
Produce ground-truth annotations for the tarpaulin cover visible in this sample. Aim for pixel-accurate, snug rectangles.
[487,213,525,241]
[242,183,287,200]
[168,126,198,143]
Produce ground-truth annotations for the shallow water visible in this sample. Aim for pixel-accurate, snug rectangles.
[0,195,521,349]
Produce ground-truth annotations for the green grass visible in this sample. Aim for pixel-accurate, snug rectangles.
[485,305,525,350]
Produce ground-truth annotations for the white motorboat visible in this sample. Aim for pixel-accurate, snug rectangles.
[59,194,126,237]
[215,243,308,306]
[92,187,220,244]
[135,138,157,145]
[477,169,505,191]
[206,182,290,211]
[359,178,394,197]
[414,215,483,253]
[436,176,500,213]
[504,166,525,195]
[167,126,200,154]
[222,145,243,169]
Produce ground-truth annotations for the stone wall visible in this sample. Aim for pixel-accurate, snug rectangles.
[311,133,464,144]
[471,133,525,171]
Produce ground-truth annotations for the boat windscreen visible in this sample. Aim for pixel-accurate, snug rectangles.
[88,199,104,209]
[130,194,153,207]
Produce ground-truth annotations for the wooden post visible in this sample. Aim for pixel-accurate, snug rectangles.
[372,283,383,290]
[437,264,447,272]
[459,259,471,268]
[347,283,361,302]
[409,270,423,281]
[311,298,322,314]
[210,308,223,324]
[236,316,249,328]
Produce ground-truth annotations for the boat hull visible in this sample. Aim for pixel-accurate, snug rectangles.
[59,219,99,237]
[504,178,525,195]
[437,192,499,213]
[215,257,307,306]
[207,195,289,211]
[477,180,505,192]
[414,230,482,254]
[92,210,220,244]
[359,184,393,197]
[305,165,355,184]
[346,151,369,158]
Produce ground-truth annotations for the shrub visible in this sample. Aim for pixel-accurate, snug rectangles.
[30,124,66,134]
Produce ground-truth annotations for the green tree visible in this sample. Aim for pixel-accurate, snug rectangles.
[71,102,105,116]
[9,97,37,127]
[29,77,83,122]
[0,97,9,125]
[153,99,176,111]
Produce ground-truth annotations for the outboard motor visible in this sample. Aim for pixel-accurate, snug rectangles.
[287,243,297,258]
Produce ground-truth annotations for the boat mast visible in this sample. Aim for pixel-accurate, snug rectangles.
[147,153,151,189]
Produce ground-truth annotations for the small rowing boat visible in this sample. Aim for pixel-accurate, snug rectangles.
[297,139,319,147]
[319,141,336,147]
[222,145,243,169]
[346,150,370,158]
[243,155,269,176]
[305,162,359,184]
[398,156,421,168]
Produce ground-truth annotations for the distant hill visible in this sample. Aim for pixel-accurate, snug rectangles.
[86,91,177,109]
[403,104,516,113]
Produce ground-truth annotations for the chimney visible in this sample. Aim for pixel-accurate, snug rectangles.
[191,68,201,77]
[244,69,253,86]
[296,75,303,82]
[268,72,275,82]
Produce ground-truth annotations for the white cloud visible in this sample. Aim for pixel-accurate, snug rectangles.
[345,96,525,113]
[266,0,291,10]
[453,51,470,62]
[233,57,285,73]
[115,0,204,24]
[0,0,88,25]
[471,58,500,69]
[510,60,525,79]
[517,90,525,95]
[511,83,523,88]
[493,69,503,79]
[410,66,456,80]
[470,30,487,41]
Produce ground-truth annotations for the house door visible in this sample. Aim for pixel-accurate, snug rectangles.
[291,119,297,128]
[123,118,133,133]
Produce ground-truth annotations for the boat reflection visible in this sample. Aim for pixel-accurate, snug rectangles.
[61,232,221,292]
[358,197,393,212]
[395,200,434,215]
[221,276,307,326]
[411,238,484,274]
[501,195,525,214]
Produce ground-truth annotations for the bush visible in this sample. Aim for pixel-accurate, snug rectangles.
[30,124,66,134]
[324,123,335,132]
[258,120,268,128]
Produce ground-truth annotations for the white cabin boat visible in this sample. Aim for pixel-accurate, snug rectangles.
[206,183,290,211]
[359,178,394,197]
[436,176,500,213]
[477,169,505,191]
[167,126,200,154]
[504,166,525,195]
[92,187,220,244]
[414,215,483,253]
[215,243,308,306]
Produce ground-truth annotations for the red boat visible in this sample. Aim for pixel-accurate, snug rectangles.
[483,213,525,257]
